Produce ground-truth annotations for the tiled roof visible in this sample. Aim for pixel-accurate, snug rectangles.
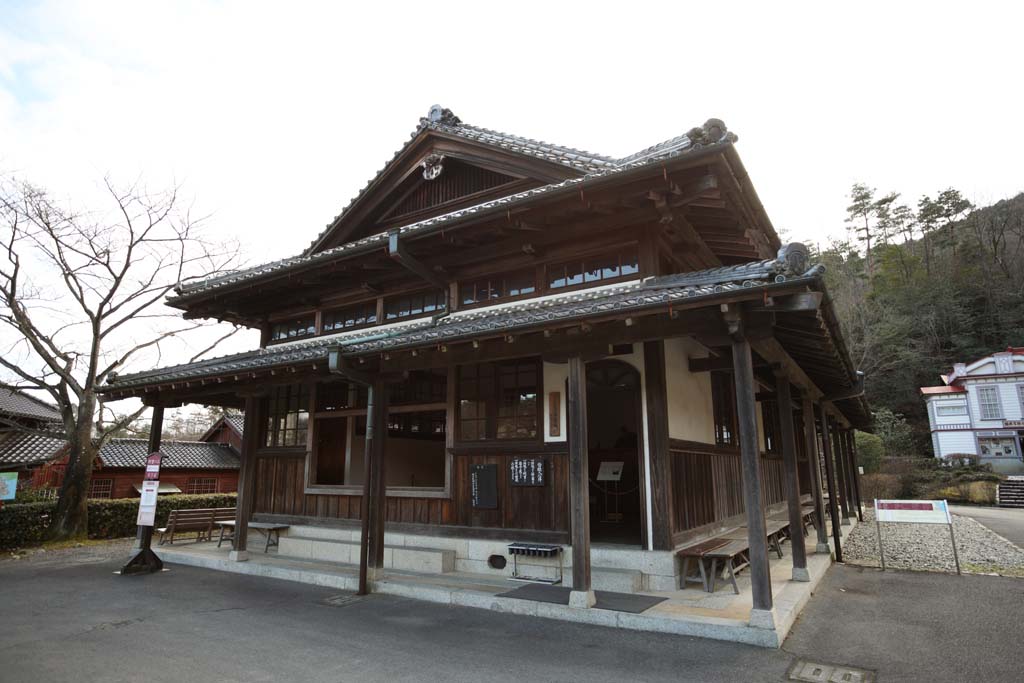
[0,388,61,422]
[226,414,244,435]
[107,246,818,392]
[98,439,239,470]
[168,110,735,303]
[920,386,967,395]
[0,431,66,467]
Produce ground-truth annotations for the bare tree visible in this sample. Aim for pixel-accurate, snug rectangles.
[0,176,241,540]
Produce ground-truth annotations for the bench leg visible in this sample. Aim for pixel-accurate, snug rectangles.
[680,556,691,589]
[726,559,739,595]
[698,558,710,593]
[217,525,226,548]
[709,558,719,593]
[773,534,784,559]
[264,530,272,553]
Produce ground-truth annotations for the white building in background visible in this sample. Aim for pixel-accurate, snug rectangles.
[921,347,1024,474]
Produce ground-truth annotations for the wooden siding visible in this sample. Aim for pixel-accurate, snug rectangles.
[386,160,516,221]
[669,442,786,534]
[252,450,569,534]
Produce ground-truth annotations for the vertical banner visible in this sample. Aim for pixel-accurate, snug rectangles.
[136,452,163,527]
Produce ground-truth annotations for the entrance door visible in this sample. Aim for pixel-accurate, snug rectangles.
[586,360,643,546]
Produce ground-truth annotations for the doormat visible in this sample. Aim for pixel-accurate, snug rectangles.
[496,584,667,614]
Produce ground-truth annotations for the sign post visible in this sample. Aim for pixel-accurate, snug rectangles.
[874,499,960,575]
[121,452,164,575]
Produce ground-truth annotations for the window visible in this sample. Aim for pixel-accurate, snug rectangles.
[322,301,377,333]
[936,404,968,416]
[458,359,539,441]
[186,477,218,495]
[761,400,780,454]
[547,246,640,290]
[711,372,736,447]
[264,384,310,447]
[977,386,1002,420]
[389,369,447,405]
[979,437,1017,458]
[89,478,113,499]
[384,290,446,321]
[1018,385,1024,415]
[269,316,316,342]
[459,269,536,307]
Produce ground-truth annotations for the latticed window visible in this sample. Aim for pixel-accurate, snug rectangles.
[458,359,538,441]
[89,478,113,499]
[711,372,736,447]
[186,477,218,494]
[322,301,377,333]
[977,386,1002,420]
[547,246,639,290]
[265,384,310,447]
[459,269,536,307]
[269,316,316,342]
[383,290,446,321]
[761,400,780,454]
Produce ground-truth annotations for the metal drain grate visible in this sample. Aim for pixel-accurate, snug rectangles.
[321,593,364,608]
[788,659,875,683]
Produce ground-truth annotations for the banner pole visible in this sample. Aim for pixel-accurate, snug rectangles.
[875,498,886,571]
[945,500,961,576]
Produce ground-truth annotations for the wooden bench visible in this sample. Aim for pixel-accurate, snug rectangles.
[157,507,237,545]
[678,539,732,592]
[215,520,290,553]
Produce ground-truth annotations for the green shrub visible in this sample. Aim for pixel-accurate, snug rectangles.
[0,493,237,550]
[855,431,884,473]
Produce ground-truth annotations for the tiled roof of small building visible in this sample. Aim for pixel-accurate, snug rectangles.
[98,439,239,470]
[0,431,66,467]
[108,247,819,391]
[169,110,736,303]
[0,388,61,422]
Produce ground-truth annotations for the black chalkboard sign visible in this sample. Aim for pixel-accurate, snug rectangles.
[510,458,545,487]
[470,464,498,509]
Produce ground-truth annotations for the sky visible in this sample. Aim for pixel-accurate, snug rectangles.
[2,0,1024,385]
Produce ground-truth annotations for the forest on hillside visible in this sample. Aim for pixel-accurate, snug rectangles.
[815,185,1024,454]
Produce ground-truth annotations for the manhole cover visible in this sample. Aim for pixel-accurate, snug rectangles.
[788,659,875,683]
[321,593,363,608]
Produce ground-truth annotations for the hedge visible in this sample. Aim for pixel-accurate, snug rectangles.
[0,493,237,550]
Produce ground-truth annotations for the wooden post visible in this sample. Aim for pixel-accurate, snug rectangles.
[567,354,594,608]
[775,373,808,581]
[643,340,673,551]
[230,396,261,561]
[729,317,774,624]
[832,421,852,524]
[363,377,388,588]
[121,405,164,575]
[817,404,843,562]
[848,430,864,521]
[802,399,830,554]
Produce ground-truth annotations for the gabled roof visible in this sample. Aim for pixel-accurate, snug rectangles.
[0,431,66,467]
[0,388,61,422]
[98,439,239,470]
[167,109,739,306]
[198,412,245,442]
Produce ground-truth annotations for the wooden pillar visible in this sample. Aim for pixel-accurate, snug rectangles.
[643,340,673,551]
[847,430,864,521]
[230,396,261,561]
[840,428,856,520]
[730,327,773,621]
[567,355,594,608]
[360,377,388,593]
[817,404,843,562]
[831,420,852,524]
[802,399,830,554]
[775,373,808,581]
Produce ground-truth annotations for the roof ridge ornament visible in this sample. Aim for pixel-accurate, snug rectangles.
[686,118,739,150]
[421,153,445,180]
[423,104,462,127]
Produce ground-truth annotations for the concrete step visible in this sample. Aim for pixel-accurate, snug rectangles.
[592,566,644,593]
[279,536,456,574]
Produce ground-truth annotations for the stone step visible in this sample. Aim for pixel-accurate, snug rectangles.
[279,536,456,574]
[592,566,644,593]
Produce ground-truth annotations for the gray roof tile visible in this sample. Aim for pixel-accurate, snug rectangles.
[98,439,239,470]
[0,431,66,466]
[0,388,61,422]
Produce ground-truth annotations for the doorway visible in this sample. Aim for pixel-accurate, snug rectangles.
[586,360,643,546]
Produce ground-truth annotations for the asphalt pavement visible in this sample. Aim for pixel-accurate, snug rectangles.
[950,505,1024,548]
[0,551,1021,682]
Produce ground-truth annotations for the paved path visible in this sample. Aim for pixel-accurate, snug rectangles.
[1,551,1022,682]
[951,505,1024,548]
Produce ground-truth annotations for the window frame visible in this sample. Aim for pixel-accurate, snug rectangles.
[711,372,737,448]
[545,245,641,294]
[262,384,311,449]
[383,288,447,323]
[321,300,379,334]
[186,477,219,495]
[267,315,317,344]
[457,358,542,443]
[977,385,1003,420]
[458,268,537,309]
[89,478,114,499]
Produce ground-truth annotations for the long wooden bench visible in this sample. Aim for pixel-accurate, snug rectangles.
[678,517,796,594]
[158,507,236,545]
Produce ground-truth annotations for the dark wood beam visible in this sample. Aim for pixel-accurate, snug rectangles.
[567,355,594,607]
[775,372,809,580]
[644,340,673,551]
[817,403,843,562]
[802,398,830,554]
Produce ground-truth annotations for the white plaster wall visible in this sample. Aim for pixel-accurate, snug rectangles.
[663,337,715,444]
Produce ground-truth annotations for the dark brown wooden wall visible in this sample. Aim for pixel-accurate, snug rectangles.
[252,450,569,534]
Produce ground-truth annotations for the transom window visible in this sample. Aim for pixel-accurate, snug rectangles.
[460,269,536,307]
[384,290,447,321]
[936,404,968,416]
[711,372,736,447]
[265,384,310,447]
[977,386,1002,420]
[89,478,113,499]
[322,301,377,333]
[269,316,316,342]
[186,477,218,495]
[458,359,539,441]
[547,246,639,290]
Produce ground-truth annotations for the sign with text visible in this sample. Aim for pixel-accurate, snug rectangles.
[136,452,163,527]
[875,499,951,525]
[510,458,545,487]
[597,461,624,482]
[0,472,17,501]
[470,464,498,509]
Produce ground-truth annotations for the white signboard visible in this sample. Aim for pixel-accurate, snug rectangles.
[875,499,951,525]
[137,480,160,527]
[597,461,624,482]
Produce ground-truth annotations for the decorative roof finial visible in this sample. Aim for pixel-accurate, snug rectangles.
[423,104,461,127]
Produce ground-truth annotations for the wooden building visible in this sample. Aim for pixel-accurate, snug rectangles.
[102,107,868,623]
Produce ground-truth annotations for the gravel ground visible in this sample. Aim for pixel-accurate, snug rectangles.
[1,537,134,568]
[843,508,1024,577]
